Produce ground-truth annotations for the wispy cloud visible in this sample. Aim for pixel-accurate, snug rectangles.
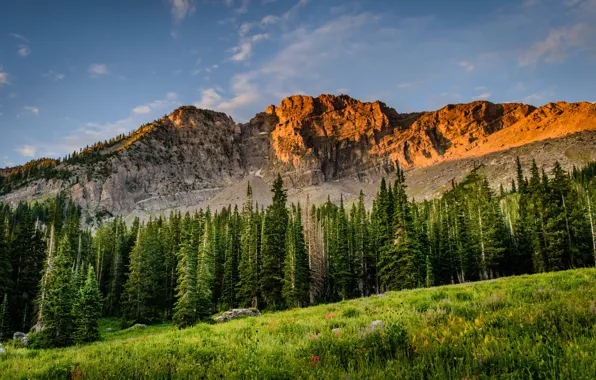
[44,70,66,81]
[132,92,179,114]
[15,145,37,158]
[0,67,8,86]
[283,0,310,20]
[17,45,30,57]
[169,0,196,22]
[227,33,269,62]
[23,106,39,116]
[457,60,475,71]
[235,0,250,14]
[194,88,223,109]
[9,33,29,42]
[474,92,492,100]
[88,63,109,76]
[518,23,588,66]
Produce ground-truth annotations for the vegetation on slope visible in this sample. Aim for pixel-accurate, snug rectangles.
[1,269,595,379]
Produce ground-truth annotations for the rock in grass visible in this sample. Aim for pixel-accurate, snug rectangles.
[132,324,147,329]
[214,308,261,323]
[0,343,5,355]
[13,332,29,347]
[370,320,384,331]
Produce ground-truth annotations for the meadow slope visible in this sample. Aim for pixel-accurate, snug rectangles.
[1,269,595,379]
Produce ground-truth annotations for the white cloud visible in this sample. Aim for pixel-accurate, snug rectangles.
[169,0,196,22]
[23,106,39,116]
[15,145,37,158]
[0,67,8,86]
[18,45,30,57]
[9,33,28,42]
[235,0,250,14]
[519,23,588,66]
[44,70,65,81]
[227,33,269,62]
[284,0,310,20]
[88,63,109,76]
[261,15,279,25]
[194,88,223,109]
[132,92,179,114]
[474,92,492,100]
[458,60,475,71]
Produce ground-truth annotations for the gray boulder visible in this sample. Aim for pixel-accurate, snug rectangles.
[0,343,5,355]
[132,324,147,329]
[214,308,261,323]
[13,332,29,347]
[370,320,384,331]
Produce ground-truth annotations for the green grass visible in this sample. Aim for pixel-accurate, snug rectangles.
[1,269,596,379]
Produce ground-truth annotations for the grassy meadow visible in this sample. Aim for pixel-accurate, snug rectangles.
[1,269,595,379]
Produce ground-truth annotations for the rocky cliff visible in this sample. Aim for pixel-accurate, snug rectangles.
[2,94,596,222]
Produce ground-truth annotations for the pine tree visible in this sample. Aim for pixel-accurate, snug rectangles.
[260,175,288,309]
[0,294,9,341]
[72,265,102,344]
[36,235,74,348]
[237,183,260,308]
[196,223,213,320]
[282,205,311,307]
[173,215,198,328]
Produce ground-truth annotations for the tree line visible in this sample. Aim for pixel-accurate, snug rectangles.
[0,158,595,347]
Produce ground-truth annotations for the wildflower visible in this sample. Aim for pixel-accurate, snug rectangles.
[325,312,335,319]
[333,328,341,337]
[311,355,320,364]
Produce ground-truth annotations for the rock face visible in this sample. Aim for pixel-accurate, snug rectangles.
[214,308,261,323]
[2,95,596,220]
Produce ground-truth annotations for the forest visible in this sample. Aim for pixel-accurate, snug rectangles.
[0,158,595,348]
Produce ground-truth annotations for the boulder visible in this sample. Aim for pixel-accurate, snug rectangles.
[12,332,29,347]
[370,320,384,332]
[0,343,5,355]
[214,308,261,323]
[132,324,147,329]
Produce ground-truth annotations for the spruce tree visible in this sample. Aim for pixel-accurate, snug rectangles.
[0,294,9,341]
[173,215,198,328]
[37,235,74,348]
[260,175,288,309]
[237,183,260,308]
[72,266,102,344]
[196,223,213,320]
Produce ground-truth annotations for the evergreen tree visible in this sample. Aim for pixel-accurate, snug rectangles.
[196,223,213,320]
[260,175,288,309]
[72,265,102,344]
[36,235,74,348]
[282,205,310,307]
[0,294,9,341]
[173,215,198,328]
[237,183,260,308]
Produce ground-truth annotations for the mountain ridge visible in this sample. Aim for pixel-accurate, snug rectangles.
[1,94,595,222]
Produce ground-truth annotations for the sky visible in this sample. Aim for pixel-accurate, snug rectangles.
[0,0,595,167]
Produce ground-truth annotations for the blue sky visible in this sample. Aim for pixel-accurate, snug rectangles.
[1,0,595,167]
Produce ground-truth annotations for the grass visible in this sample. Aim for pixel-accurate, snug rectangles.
[1,269,595,379]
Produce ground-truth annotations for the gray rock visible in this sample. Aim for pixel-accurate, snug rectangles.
[0,343,5,355]
[214,308,261,323]
[21,337,30,347]
[106,328,113,332]
[13,332,26,341]
[370,320,384,330]
[132,324,147,329]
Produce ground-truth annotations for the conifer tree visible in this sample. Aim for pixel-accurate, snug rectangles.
[173,215,198,328]
[237,183,260,308]
[196,223,213,320]
[0,294,9,341]
[260,175,288,309]
[72,265,102,344]
[36,235,74,348]
[282,205,310,307]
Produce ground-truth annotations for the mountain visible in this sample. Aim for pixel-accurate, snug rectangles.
[1,95,596,222]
